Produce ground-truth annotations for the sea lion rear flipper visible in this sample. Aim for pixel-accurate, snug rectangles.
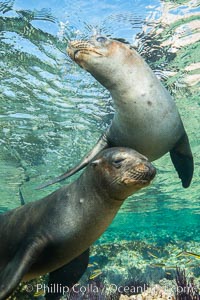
[46,248,90,300]
[36,130,110,190]
[0,239,43,300]
[170,133,194,188]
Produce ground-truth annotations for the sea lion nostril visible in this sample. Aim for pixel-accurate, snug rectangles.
[73,49,80,60]
[148,166,156,179]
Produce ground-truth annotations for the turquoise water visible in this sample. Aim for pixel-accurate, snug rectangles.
[0,0,200,294]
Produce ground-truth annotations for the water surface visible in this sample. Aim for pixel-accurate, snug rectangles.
[0,0,200,293]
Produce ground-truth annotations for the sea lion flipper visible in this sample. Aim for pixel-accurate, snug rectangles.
[36,130,109,190]
[19,188,25,205]
[170,133,194,188]
[46,248,90,300]
[0,239,43,300]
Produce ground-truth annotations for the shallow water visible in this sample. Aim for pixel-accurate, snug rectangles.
[0,0,200,293]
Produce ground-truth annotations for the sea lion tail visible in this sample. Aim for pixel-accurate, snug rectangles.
[36,131,109,190]
[170,132,194,188]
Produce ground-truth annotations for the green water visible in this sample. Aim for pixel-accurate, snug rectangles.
[0,0,200,294]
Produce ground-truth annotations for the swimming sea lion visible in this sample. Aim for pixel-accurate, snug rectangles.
[38,35,193,189]
[0,147,156,299]
[18,189,89,300]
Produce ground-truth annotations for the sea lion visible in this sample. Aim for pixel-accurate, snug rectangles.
[0,147,156,299]
[38,35,193,190]
[18,189,90,300]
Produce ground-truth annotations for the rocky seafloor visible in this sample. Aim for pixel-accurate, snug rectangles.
[9,239,200,299]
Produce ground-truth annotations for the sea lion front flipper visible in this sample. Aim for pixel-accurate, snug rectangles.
[19,188,25,205]
[36,129,110,190]
[170,132,194,188]
[46,248,90,300]
[0,239,43,300]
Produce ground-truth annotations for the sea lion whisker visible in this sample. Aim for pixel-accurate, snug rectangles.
[76,48,103,56]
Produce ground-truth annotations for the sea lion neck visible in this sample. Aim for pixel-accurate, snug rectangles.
[74,168,124,206]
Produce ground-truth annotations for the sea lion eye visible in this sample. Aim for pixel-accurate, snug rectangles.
[112,158,125,168]
[96,36,107,43]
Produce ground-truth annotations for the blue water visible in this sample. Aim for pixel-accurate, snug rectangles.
[0,0,200,291]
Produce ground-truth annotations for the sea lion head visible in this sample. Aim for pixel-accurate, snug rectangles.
[89,147,156,201]
[67,35,136,89]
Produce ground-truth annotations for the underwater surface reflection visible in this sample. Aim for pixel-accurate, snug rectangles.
[0,0,200,293]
